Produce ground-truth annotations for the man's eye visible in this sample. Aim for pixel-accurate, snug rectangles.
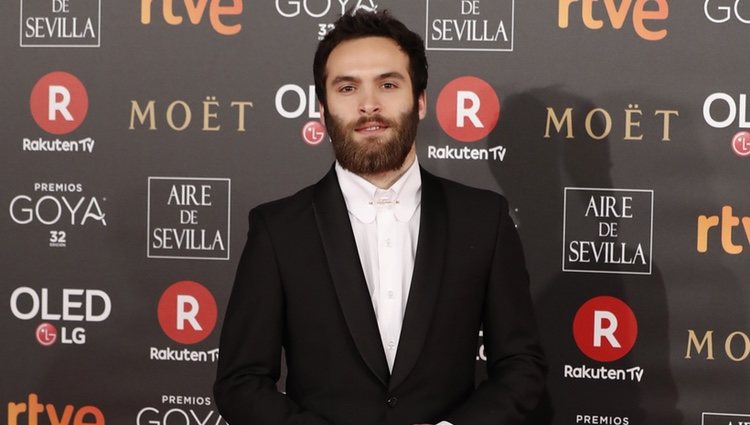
[382,82,397,89]
[339,86,355,93]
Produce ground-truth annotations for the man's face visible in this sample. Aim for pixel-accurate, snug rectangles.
[321,36,426,175]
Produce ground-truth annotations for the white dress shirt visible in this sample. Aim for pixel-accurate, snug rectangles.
[335,159,421,372]
[336,159,453,425]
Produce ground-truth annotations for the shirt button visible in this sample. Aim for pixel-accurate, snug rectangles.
[386,396,398,408]
[385,238,392,247]
[387,290,394,299]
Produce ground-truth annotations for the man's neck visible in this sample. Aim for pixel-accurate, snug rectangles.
[358,146,417,190]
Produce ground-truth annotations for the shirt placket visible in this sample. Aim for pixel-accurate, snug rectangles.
[375,189,402,371]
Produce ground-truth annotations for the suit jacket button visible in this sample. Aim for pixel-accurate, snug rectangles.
[386,396,398,408]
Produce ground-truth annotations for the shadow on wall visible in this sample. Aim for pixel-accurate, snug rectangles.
[485,87,682,425]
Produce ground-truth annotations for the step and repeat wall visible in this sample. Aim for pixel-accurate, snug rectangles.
[2,1,749,424]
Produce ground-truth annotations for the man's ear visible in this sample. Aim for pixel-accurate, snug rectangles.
[319,102,326,128]
[417,91,427,120]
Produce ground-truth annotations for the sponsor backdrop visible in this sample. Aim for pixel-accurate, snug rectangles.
[2,1,749,424]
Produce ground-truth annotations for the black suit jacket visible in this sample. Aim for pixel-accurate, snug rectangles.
[214,166,546,425]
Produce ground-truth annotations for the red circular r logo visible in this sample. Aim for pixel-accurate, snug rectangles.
[30,71,89,135]
[573,296,638,362]
[436,76,500,143]
[158,281,218,345]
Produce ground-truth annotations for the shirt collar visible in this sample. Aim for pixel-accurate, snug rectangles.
[335,158,422,224]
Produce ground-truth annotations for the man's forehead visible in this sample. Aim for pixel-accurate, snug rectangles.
[325,36,409,79]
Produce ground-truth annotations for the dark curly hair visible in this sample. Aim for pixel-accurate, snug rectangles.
[313,9,428,108]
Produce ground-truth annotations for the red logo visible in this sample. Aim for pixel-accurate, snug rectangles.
[573,296,638,362]
[732,131,750,157]
[157,281,217,345]
[436,76,500,142]
[36,323,58,346]
[302,121,326,145]
[30,71,89,135]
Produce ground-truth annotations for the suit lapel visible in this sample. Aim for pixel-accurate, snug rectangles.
[389,168,448,390]
[312,167,390,386]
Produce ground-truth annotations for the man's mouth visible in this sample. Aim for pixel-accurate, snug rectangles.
[355,122,389,134]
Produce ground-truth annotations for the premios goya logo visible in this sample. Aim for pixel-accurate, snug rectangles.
[9,286,112,346]
[275,0,379,40]
[20,0,101,47]
[137,395,227,425]
[7,393,105,425]
[27,71,95,153]
[562,188,654,275]
[140,0,244,35]
[704,0,750,24]
[426,0,514,52]
[566,296,643,382]
[151,280,219,362]
[147,177,230,260]
[9,182,107,248]
[558,0,670,41]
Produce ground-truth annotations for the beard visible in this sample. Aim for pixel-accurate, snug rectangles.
[325,103,419,175]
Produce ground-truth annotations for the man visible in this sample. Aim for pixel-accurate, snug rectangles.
[214,9,546,425]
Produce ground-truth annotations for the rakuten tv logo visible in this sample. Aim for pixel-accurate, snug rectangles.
[573,296,638,362]
[436,76,500,143]
[158,281,217,344]
[564,296,644,382]
[152,281,219,362]
[30,71,88,135]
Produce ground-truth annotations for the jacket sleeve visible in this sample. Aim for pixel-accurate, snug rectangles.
[214,209,333,425]
[445,196,548,425]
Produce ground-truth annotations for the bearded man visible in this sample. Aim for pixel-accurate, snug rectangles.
[214,9,546,425]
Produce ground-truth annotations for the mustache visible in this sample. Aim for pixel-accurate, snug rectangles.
[351,114,398,128]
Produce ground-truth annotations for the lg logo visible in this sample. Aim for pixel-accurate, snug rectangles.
[573,296,638,362]
[158,281,217,344]
[275,84,328,145]
[29,71,88,135]
[703,93,750,157]
[436,76,500,142]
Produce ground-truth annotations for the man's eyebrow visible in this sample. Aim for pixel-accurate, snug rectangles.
[329,72,406,86]
[378,72,406,80]
[329,75,360,85]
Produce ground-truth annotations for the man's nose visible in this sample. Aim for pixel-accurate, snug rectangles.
[359,88,380,115]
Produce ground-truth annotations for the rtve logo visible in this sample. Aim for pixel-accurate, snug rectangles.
[436,76,500,142]
[30,71,88,135]
[140,0,244,35]
[158,280,218,344]
[573,296,638,362]
[558,0,669,41]
[697,206,750,254]
[7,393,105,425]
